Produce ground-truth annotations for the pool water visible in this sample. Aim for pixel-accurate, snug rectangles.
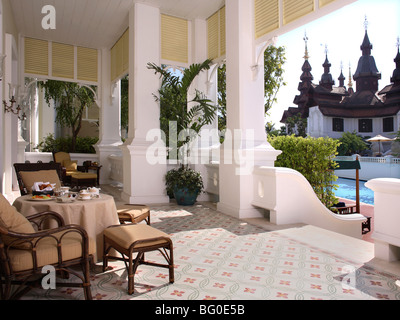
[334,178,374,205]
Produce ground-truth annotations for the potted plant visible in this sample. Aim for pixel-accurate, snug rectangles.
[147,59,216,205]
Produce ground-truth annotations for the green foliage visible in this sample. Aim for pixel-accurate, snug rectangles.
[35,133,98,154]
[39,80,97,152]
[147,59,217,162]
[268,135,340,208]
[165,166,204,198]
[120,75,129,135]
[263,46,287,115]
[337,131,369,156]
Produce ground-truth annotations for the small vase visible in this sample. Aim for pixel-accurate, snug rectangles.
[173,187,199,206]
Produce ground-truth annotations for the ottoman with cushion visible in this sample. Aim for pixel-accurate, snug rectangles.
[103,224,174,295]
[116,204,150,225]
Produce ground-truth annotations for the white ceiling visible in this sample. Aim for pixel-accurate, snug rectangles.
[10,0,225,49]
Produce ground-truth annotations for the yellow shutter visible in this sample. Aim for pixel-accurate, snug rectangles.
[161,15,188,64]
[254,0,280,39]
[319,0,335,7]
[52,42,74,79]
[219,7,226,56]
[24,38,49,76]
[77,47,98,82]
[207,12,219,60]
[283,0,314,25]
[122,29,129,72]
[110,29,129,82]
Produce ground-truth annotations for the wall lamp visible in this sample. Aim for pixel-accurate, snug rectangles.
[0,55,26,121]
[3,83,26,121]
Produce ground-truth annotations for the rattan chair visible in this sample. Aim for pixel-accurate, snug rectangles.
[14,162,64,195]
[0,194,95,300]
[53,152,98,187]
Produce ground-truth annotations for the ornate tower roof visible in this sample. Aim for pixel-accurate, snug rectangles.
[319,45,335,90]
[353,19,381,91]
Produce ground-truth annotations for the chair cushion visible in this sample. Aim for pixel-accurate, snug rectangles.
[117,204,150,222]
[7,231,96,272]
[64,159,78,171]
[71,173,97,179]
[0,194,35,248]
[19,170,61,193]
[104,224,170,250]
[54,152,71,167]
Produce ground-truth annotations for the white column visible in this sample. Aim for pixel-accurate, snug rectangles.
[217,0,281,219]
[365,178,400,262]
[95,48,123,185]
[120,3,169,204]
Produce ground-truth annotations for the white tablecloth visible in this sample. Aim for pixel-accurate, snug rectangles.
[13,194,120,261]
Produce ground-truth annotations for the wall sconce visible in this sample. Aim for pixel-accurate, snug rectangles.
[3,83,27,121]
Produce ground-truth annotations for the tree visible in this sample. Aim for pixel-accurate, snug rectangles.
[217,45,286,132]
[337,131,369,156]
[147,59,217,164]
[39,80,97,152]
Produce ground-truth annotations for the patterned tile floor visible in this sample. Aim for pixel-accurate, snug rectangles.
[21,203,400,301]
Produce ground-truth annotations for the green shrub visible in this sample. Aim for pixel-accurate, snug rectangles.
[337,131,369,156]
[268,135,340,208]
[35,134,98,154]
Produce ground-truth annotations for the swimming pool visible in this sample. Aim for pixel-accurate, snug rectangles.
[334,178,374,205]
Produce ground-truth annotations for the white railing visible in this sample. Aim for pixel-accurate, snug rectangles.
[335,155,400,180]
[108,154,123,184]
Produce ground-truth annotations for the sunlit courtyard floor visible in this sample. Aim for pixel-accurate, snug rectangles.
[19,185,400,300]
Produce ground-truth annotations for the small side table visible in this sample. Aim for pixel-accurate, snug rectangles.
[83,163,102,185]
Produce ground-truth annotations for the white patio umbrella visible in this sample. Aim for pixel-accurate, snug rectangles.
[366,135,394,155]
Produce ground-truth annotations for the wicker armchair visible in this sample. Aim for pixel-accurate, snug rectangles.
[13,162,64,196]
[0,194,94,300]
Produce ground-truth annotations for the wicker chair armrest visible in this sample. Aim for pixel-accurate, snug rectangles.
[26,211,66,228]
[4,224,90,254]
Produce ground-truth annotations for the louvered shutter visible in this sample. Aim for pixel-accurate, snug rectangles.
[254,0,279,39]
[52,42,74,79]
[77,47,98,82]
[24,38,49,76]
[283,0,314,25]
[161,15,188,64]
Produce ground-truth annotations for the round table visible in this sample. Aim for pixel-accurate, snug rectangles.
[13,194,120,261]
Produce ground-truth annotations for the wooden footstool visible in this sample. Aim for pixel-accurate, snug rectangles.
[116,204,150,225]
[103,224,174,295]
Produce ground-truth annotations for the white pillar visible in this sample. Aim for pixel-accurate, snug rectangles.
[95,48,123,185]
[365,178,400,262]
[120,3,169,204]
[217,0,281,219]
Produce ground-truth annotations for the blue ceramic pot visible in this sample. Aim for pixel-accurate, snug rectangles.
[173,187,199,206]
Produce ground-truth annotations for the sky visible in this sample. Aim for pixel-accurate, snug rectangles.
[269,0,400,127]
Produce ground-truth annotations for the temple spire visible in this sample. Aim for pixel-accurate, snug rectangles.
[391,37,400,86]
[319,45,335,89]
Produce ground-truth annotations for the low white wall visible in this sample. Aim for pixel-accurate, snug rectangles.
[24,152,99,165]
[252,166,366,239]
